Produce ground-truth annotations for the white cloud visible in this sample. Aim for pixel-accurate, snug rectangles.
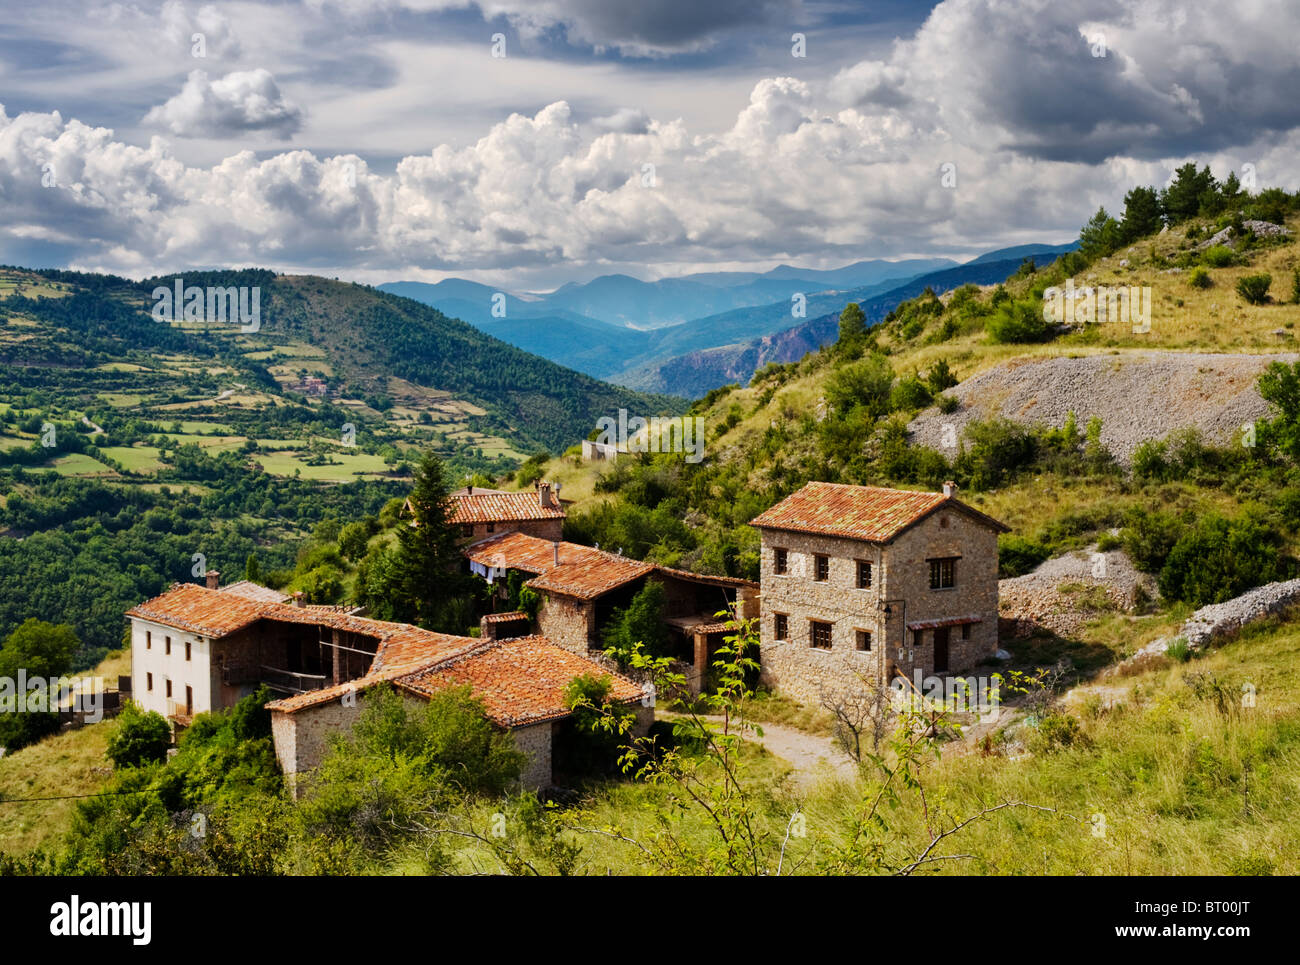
[142,69,303,138]
[3,0,1300,284]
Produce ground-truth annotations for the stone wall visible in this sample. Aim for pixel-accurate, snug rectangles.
[272,690,562,794]
[462,518,563,543]
[756,505,999,703]
[511,721,554,789]
[537,594,594,654]
[271,695,363,797]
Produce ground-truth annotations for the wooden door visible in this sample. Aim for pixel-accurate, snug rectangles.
[933,627,950,673]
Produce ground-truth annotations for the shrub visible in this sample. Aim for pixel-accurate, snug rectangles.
[1158,513,1287,606]
[955,418,1037,490]
[1188,267,1213,289]
[106,701,171,768]
[889,375,932,412]
[987,299,1051,343]
[998,534,1050,577]
[825,354,894,417]
[1200,244,1236,268]
[1120,507,1184,572]
[935,393,960,414]
[1236,273,1272,305]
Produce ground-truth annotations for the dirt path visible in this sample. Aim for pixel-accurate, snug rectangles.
[658,711,858,786]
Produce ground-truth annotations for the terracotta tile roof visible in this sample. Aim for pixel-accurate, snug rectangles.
[749,481,1009,543]
[466,530,563,574]
[128,584,474,678]
[481,610,529,624]
[396,636,646,727]
[219,580,289,604]
[449,490,565,524]
[127,583,266,638]
[654,565,758,590]
[467,531,654,600]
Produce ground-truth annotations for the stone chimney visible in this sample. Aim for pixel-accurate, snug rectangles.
[466,484,473,495]
[942,480,956,498]
[538,480,556,510]
[292,591,305,607]
[553,540,560,566]
[205,570,220,590]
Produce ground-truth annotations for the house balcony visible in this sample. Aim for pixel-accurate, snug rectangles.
[221,663,329,695]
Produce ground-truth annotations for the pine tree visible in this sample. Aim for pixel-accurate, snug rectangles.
[244,552,262,584]
[838,302,867,344]
[1119,186,1162,243]
[395,449,477,631]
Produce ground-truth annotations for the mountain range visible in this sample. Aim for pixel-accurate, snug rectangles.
[380,243,1077,396]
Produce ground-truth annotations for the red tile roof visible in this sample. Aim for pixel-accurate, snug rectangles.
[466,532,755,600]
[481,610,529,624]
[127,583,266,637]
[450,490,565,524]
[219,580,290,604]
[396,636,646,726]
[467,531,655,600]
[749,481,1008,543]
[127,583,642,724]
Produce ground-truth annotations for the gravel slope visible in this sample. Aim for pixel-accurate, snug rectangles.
[909,351,1296,463]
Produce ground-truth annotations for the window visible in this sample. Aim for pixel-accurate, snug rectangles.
[774,613,789,640]
[810,620,833,650]
[185,685,193,716]
[912,629,924,648]
[165,679,172,698]
[856,630,872,652]
[856,560,872,589]
[461,524,473,537]
[146,672,153,691]
[486,522,496,533]
[185,640,192,661]
[961,622,972,640]
[774,547,789,575]
[929,557,956,589]
[165,636,171,656]
[145,631,151,650]
[814,554,829,582]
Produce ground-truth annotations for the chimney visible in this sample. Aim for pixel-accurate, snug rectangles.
[942,480,956,498]
[205,570,220,590]
[553,541,560,566]
[538,480,554,509]
[466,484,473,495]
[292,591,305,608]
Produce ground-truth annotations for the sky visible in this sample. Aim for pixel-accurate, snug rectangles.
[1,0,1299,291]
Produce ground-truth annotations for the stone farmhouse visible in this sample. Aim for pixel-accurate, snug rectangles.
[126,576,647,789]
[748,480,1008,704]
[404,482,567,544]
[123,477,1004,790]
[464,530,758,692]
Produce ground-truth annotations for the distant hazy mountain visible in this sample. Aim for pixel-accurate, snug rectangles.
[614,251,1078,396]
[379,256,954,332]
[378,243,1076,391]
[964,242,1079,266]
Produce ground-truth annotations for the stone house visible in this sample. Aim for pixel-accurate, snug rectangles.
[126,578,647,789]
[464,531,759,691]
[413,482,567,544]
[748,480,1008,704]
